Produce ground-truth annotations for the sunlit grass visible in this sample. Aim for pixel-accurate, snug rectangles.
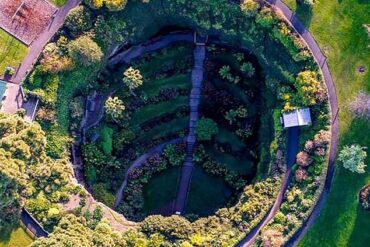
[282,0,370,246]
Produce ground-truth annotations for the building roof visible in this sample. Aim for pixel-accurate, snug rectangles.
[282,108,312,128]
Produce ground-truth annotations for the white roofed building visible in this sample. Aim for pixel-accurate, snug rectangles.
[282,108,312,128]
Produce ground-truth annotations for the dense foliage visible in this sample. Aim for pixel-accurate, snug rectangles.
[338,144,367,174]
[16,0,331,245]
[0,114,77,231]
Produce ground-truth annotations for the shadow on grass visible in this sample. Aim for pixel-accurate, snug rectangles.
[294,2,313,28]
[348,203,370,247]
[0,225,17,243]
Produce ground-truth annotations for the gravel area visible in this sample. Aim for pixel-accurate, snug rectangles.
[0,0,57,45]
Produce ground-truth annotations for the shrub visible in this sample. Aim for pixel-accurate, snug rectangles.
[68,35,103,66]
[196,118,219,141]
[65,6,92,37]
[99,126,113,155]
[85,0,128,11]
[163,144,186,167]
[240,62,255,77]
[349,91,370,120]
[338,144,367,174]
[123,67,143,91]
[296,151,313,167]
[92,183,115,207]
[240,0,260,17]
[115,129,136,150]
[295,70,326,106]
[104,96,125,119]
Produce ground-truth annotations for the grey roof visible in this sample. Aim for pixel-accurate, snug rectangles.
[283,108,312,128]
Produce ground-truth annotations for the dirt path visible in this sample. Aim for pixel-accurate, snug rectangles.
[12,0,81,84]
[114,138,184,208]
[173,40,206,214]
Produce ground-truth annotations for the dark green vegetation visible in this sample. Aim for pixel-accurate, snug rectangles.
[281,0,370,246]
[81,44,193,214]
[9,0,331,246]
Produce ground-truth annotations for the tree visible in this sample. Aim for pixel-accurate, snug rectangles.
[240,62,255,77]
[338,145,367,174]
[0,172,22,230]
[295,70,326,106]
[85,0,128,11]
[349,91,370,120]
[68,35,103,66]
[196,118,219,141]
[65,6,92,37]
[123,67,143,91]
[104,96,125,119]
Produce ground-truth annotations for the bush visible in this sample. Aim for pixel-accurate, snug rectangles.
[196,118,219,141]
[338,144,367,174]
[92,183,115,207]
[99,126,114,155]
[85,0,128,11]
[65,6,92,37]
[68,35,103,66]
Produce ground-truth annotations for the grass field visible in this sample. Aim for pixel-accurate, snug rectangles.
[138,74,191,98]
[281,0,370,246]
[49,0,68,7]
[130,96,188,126]
[0,29,27,75]
[0,226,32,247]
[205,146,254,176]
[143,166,180,213]
[186,165,232,216]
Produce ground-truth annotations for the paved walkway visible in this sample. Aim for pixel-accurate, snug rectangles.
[114,138,184,208]
[263,1,339,246]
[12,0,81,84]
[174,41,206,214]
[236,1,339,246]
[236,127,299,247]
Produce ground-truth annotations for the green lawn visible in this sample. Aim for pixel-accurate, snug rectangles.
[0,29,28,75]
[138,74,191,98]
[143,166,180,213]
[135,117,188,143]
[130,96,188,126]
[48,0,68,7]
[205,146,254,176]
[186,165,232,216]
[215,128,246,152]
[281,0,370,246]
[0,226,32,247]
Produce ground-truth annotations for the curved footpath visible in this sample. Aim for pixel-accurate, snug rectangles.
[236,127,299,246]
[237,1,340,246]
[109,31,193,66]
[114,138,184,207]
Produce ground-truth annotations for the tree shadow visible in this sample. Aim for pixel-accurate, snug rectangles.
[0,224,17,244]
[294,2,313,29]
[348,198,370,246]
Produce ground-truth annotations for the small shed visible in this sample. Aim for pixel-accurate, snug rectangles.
[282,108,312,128]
